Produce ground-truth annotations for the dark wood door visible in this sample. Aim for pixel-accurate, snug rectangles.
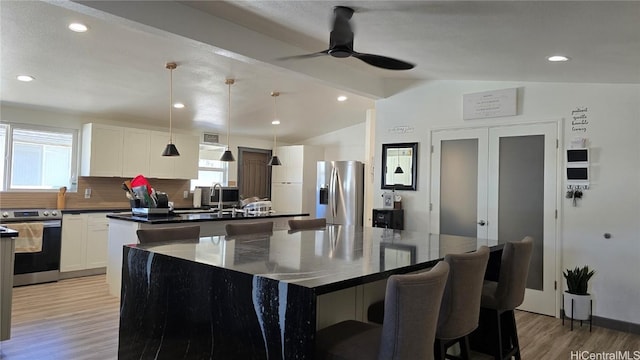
[238,147,271,199]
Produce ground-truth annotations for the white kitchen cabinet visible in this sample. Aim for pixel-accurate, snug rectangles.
[122,128,151,177]
[81,123,198,179]
[85,214,109,268]
[60,214,87,272]
[272,146,305,183]
[148,131,175,178]
[271,145,323,215]
[81,123,124,177]
[271,183,303,213]
[149,131,199,179]
[173,133,199,179]
[61,213,109,274]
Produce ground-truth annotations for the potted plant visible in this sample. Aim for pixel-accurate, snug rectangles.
[563,265,596,320]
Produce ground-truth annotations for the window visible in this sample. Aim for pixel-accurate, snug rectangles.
[0,123,78,191]
[190,144,228,190]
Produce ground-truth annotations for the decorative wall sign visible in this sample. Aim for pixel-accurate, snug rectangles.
[570,107,589,133]
[388,126,415,134]
[463,88,517,120]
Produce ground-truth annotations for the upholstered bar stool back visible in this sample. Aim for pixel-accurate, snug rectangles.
[136,225,200,244]
[288,218,326,231]
[225,221,274,237]
[477,236,534,360]
[316,261,450,360]
[435,246,490,360]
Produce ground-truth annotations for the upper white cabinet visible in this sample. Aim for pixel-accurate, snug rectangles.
[272,145,310,184]
[148,131,199,179]
[149,131,176,179]
[122,128,151,177]
[81,124,123,177]
[81,123,198,179]
[173,133,199,179]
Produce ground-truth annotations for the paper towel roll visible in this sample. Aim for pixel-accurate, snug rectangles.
[193,188,202,208]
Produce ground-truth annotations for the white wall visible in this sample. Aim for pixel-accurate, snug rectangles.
[375,80,640,325]
[302,122,366,162]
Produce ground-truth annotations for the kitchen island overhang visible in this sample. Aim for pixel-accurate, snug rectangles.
[117,228,502,359]
[105,211,309,297]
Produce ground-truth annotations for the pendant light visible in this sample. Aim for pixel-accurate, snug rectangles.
[267,91,282,166]
[394,148,404,174]
[162,62,180,156]
[220,78,236,162]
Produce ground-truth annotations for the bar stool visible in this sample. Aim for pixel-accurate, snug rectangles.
[136,225,200,244]
[288,218,326,231]
[434,246,490,360]
[476,237,533,360]
[225,221,273,237]
[316,261,450,360]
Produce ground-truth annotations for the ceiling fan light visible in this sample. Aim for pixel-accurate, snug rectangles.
[267,155,282,166]
[394,166,404,174]
[220,149,235,162]
[162,143,180,156]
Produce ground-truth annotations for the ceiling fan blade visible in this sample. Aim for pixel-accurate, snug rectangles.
[276,50,330,61]
[352,52,415,70]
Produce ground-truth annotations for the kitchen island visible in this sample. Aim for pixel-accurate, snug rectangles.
[0,226,19,341]
[117,227,501,359]
[105,211,308,296]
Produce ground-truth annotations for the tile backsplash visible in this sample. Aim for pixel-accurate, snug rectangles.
[0,177,193,210]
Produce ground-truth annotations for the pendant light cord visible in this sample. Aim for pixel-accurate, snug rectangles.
[273,92,278,153]
[227,80,232,150]
[169,67,173,144]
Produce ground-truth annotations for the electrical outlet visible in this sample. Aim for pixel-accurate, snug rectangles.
[84,188,92,199]
[183,190,189,199]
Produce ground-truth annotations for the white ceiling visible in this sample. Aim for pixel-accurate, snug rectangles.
[2,1,639,143]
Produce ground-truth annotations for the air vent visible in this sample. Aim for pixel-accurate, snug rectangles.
[202,133,219,144]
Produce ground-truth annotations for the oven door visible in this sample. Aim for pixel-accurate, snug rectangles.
[13,220,61,286]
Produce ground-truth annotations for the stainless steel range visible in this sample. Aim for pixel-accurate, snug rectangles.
[0,209,62,286]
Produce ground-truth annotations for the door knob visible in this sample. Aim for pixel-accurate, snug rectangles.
[477,220,486,226]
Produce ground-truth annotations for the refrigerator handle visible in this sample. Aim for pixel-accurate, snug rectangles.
[330,166,338,219]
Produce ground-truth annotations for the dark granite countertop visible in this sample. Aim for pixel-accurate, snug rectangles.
[0,226,19,238]
[127,227,499,294]
[61,207,219,214]
[107,211,309,224]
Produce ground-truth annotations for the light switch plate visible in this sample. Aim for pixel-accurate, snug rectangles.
[84,188,92,199]
[183,190,189,199]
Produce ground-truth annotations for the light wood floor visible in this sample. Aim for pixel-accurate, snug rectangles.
[0,275,638,359]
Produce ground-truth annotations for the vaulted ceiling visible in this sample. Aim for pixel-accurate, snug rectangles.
[1,1,638,143]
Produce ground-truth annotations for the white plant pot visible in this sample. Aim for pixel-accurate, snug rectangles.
[564,292,591,320]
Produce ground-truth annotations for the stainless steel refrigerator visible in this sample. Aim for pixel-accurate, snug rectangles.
[317,161,364,226]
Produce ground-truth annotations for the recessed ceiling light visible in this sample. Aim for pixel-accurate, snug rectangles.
[547,55,569,62]
[337,95,348,102]
[68,23,88,33]
[272,120,281,125]
[173,103,185,109]
[16,75,35,82]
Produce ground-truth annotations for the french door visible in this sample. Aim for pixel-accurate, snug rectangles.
[430,122,558,316]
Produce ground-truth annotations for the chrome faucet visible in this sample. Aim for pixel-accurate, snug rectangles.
[213,183,223,211]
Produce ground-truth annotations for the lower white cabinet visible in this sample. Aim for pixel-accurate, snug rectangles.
[61,213,108,273]
[271,183,303,213]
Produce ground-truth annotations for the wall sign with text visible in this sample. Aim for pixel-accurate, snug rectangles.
[463,88,517,120]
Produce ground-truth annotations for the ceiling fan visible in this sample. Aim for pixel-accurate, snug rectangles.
[280,6,415,71]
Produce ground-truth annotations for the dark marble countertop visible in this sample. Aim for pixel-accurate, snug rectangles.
[107,211,309,224]
[0,226,19,238]
[127,226,499,294]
